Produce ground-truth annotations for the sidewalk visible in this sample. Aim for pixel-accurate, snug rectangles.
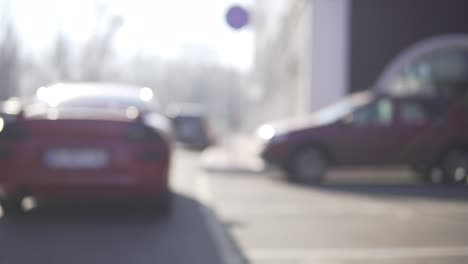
[199,134,265,173]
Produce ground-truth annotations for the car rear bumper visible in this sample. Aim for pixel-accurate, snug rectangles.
[0,163,169,200]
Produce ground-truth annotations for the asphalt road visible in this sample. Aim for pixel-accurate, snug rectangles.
[205,167,468,264]
[1,149,468,264]
[0,149,224,264]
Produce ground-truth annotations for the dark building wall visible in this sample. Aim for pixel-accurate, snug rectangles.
[349,0,468,93]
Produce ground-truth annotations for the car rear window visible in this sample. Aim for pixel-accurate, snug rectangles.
[55,96,149,112]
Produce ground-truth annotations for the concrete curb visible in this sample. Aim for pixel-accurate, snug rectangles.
[195,173,248,264]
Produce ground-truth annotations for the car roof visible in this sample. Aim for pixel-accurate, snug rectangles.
[35,82,157,107]
[41,82,148,97]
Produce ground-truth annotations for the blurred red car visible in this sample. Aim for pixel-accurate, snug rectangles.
[0,83,173,216]
[258,92,468,184]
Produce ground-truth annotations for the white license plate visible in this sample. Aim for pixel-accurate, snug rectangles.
[44,148,109,169]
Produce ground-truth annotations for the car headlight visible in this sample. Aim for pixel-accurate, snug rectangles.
[256,124,275,141]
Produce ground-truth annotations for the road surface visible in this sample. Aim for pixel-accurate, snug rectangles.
[1,148,468,264]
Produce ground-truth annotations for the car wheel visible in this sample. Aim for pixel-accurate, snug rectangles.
[427,167,446,184]
[442,149,468,184]
[413,165,445,184]
[290,148,327,184]
[0,196,24,217]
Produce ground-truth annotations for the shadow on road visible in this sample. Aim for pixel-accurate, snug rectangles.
[258,166,468,201]
[293,183,468,202]
[0,193,225,264]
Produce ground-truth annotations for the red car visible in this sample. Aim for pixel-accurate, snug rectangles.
[258,91,468,184]
[0,83,173,216]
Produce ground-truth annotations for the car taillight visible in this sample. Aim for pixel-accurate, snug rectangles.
[124,124,163,143]
[0,121,29,141]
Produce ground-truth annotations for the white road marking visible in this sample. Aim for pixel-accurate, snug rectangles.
[195,173,246,264]
[248,246,468,261]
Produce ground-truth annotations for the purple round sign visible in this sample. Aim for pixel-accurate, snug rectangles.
[226,5,249,30]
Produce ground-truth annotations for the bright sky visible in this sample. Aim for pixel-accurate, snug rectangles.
[12,0,254,71]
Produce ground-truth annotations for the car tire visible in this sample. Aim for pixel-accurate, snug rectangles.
[413,165,445,184]
[290,147,328,184]
[1,196,24,217]
[442,149,468,185]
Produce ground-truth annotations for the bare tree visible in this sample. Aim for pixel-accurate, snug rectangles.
[52,33,71,81]
[80,1,124,81]
[0,0,21,99]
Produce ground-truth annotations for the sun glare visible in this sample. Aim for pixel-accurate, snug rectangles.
[14,0,253,70]
[139,87,153,102]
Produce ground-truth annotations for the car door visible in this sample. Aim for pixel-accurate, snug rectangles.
[393,100,445,164]
[333,98,402,165]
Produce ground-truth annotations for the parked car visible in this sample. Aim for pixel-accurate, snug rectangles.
[166,104,213,150]
[0,83,173,216]
[258,91,468,184]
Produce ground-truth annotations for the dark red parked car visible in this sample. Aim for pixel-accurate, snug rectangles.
[258,91,468,184]
[0,83,173,216]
